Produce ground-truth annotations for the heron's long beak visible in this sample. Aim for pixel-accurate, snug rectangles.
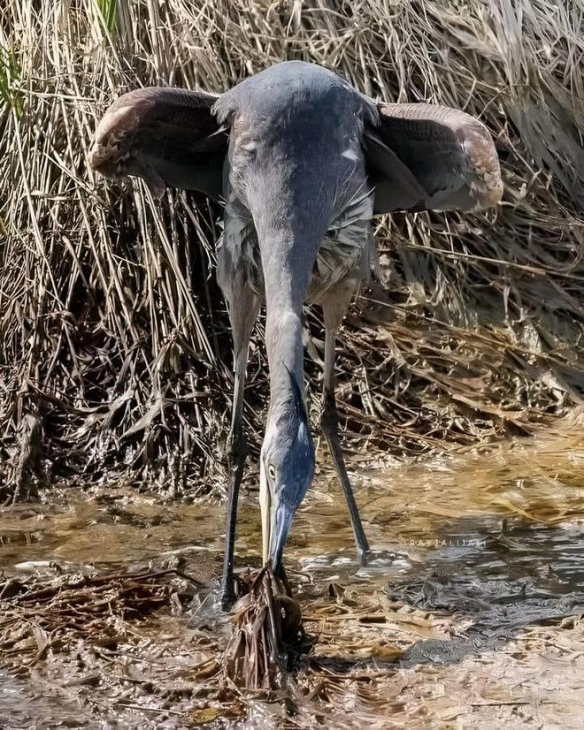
[260,464,270,566]
[259,464,294,572]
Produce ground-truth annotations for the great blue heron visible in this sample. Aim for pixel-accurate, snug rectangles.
[90,61,502,607]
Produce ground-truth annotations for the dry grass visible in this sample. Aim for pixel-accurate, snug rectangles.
[0,567,190,673]
[1,0,583,499]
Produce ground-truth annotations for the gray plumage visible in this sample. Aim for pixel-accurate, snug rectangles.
[90,61,503,607]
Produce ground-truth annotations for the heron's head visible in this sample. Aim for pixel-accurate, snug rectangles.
[260,373,315,572]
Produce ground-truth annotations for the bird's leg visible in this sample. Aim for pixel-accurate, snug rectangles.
[321,289,371,564]
[220,282,260,610]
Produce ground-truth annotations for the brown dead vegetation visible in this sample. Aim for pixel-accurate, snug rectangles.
[1,1,583,498]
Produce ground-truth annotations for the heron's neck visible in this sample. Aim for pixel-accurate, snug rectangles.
[254,220,319,410]
[264,301,305,407]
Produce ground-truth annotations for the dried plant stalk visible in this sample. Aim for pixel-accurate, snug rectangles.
[225,566,303,690]
[0,1,583,498]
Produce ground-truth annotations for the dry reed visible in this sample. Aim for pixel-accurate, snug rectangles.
[1,1,583,499]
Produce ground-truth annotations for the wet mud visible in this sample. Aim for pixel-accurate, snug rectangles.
[1,418,583,727]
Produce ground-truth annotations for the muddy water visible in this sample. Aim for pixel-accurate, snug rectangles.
[1,418,584,727]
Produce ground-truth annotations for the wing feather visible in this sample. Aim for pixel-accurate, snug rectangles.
[90,87,228,198]
[365,103,503,214]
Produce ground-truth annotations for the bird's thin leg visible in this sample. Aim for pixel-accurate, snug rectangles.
[321,288,371,564]
[220,281,260,610]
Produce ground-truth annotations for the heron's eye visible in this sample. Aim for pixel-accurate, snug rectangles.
[268,464,277,481]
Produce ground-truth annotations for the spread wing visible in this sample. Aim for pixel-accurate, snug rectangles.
[364,103,503,214]
[89,87,228,198]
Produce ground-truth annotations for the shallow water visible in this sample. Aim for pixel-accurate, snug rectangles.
[1,419,584,726]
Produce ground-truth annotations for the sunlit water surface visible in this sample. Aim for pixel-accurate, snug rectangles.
[1,419,583,725]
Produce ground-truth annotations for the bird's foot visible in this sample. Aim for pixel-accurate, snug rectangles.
[357,546,372,567]
[219,580,237,612]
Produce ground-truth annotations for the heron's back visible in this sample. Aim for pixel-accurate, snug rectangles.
[215,61,377,303]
